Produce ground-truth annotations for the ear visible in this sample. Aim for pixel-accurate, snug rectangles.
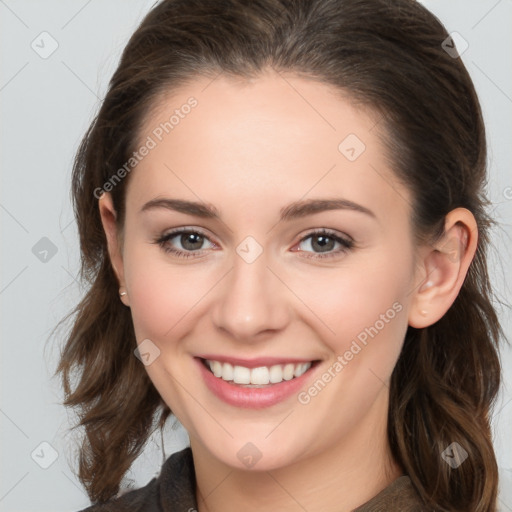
[408,208,478,328]
[98,193,129,306]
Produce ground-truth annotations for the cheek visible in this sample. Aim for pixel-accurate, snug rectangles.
[288,254,411,436]
[287,251,412,355]
[123,243,219,341]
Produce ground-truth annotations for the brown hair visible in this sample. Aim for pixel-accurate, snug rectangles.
[55,0,504,510]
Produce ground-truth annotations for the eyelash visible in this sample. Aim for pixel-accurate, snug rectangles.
[153,228,354,260]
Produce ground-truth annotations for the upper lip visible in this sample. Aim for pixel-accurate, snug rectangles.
[197,355,316,368]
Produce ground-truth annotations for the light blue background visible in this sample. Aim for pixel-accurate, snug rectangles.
[1,1,511,510]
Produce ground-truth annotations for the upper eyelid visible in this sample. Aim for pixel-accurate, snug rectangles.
[159,227,217,248]
[160,226,215,243]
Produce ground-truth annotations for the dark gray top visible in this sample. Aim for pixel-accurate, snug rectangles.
[79,447,430,511]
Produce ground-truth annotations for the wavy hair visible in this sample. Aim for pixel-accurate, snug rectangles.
[55,0,504,509]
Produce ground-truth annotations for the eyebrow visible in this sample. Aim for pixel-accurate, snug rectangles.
[140,197,376,220]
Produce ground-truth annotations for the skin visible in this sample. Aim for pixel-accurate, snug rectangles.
[99,69,477,512]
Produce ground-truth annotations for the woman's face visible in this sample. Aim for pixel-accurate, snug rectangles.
[104,70,423,470]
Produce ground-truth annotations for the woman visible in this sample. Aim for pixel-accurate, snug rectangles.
[56,0,503,510]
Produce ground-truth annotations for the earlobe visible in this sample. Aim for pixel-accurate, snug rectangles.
[98,193,128,304]
[408,208,478,328]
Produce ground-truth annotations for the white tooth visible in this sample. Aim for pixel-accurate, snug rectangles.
[294,362,312,377]
[211,360,223,378]
[251,366,270,385]
[283,363,295,381]
[222,362,234,381]
[269,364,284,383]
[233,365,251,384]
[208,360,312,384]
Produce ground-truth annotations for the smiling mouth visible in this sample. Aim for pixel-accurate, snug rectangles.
[200,358,319,387]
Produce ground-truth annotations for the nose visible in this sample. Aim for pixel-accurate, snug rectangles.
[211,246,291,342]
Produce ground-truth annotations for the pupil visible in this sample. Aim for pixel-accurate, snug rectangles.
[313,235,333,253]
[182,233,203,250]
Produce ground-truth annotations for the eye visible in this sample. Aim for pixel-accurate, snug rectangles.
[153,227,354,260]
[153,228,215,259]
[294,229,354,259]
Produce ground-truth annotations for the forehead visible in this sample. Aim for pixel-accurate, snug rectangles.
[127,71,412,227]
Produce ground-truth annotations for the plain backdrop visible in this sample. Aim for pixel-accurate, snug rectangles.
[1,1,511,510]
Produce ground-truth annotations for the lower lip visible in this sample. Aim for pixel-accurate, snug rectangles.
[196,358,317,409]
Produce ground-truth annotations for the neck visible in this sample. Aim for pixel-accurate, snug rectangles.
[190,389,403,512]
